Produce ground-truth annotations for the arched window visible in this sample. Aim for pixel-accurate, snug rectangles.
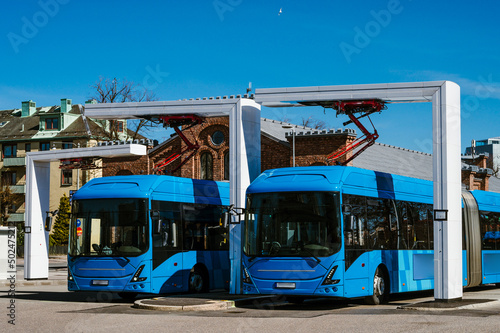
[224,151,230,180]
[116,169,133,176]
[200,152,213,180]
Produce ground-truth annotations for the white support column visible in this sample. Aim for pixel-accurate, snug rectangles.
[432,81,462,300]
[229,99,261,294]
[24,145,146,280]
[24,158,50,279]
[254,80,462,301]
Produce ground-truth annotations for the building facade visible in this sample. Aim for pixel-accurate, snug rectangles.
[102,117,357,179]
[102,116,495,194]
[0,98,136,226]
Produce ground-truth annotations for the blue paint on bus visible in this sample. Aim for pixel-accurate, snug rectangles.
[242,165,500,302]
[67,175,230,296]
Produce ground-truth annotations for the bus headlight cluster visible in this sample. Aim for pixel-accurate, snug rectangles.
[322,265,340,285]
[131,265,147,282]
[68,269,74,281]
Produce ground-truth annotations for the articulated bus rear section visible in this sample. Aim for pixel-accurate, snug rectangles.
[67,175,230,298]
[242,166,500,304]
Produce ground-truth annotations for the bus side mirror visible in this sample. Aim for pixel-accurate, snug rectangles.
[44,209,58,232]
[151,211,161,234]
[45,216,53,232]
[222,212,230,228]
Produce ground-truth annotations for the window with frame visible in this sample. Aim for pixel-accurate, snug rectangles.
[223,151,229,180]
[200,152,213,180]
[111,120,124,133]
[62,142,73,149]
[40,142,50,151]
[45,118,59,130]
[25,143,31,152]
[2,172,16,186]
[61,169,72,185]
[3,144,17,158]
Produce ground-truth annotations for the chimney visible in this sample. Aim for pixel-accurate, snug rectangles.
[60,98,72,113]
[21,100,36,117]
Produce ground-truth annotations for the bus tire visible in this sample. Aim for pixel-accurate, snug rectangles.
[189,268,208,293]
[365,266,388,305]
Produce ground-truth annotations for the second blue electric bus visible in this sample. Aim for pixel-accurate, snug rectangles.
[242,165,500,304]
[67,175,230,298]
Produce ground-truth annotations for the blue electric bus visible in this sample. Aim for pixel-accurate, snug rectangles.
[67,175,230,298]
[242,165,500,304]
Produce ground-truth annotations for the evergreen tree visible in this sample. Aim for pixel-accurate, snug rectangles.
[50,194,71,245]
[0,185,14,225]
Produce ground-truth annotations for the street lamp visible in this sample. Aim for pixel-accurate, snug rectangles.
[282,125,296,167]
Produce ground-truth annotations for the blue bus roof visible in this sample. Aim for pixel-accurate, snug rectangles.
[73,175,229,206]
[247,166,432,204]
[248,166,500,210]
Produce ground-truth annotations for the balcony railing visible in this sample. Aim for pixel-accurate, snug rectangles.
[7,213,24,222]
[3,157,26,167]
[4,185,26,194]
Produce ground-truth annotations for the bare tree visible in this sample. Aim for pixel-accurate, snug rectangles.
[301,116,327,130]
[89,77,159,140]
[486,155,500,177]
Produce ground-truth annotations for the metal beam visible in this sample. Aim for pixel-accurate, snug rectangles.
[85,98,262,294]
[25,144,147,280]
[254,80,462,301]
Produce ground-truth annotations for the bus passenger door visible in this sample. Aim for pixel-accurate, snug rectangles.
[151,206,184,293]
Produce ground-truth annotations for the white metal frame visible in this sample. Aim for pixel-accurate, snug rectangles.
[254,81,462,301]
[24,144,147,280]
[25,82,459,300]
[84,98,262,294]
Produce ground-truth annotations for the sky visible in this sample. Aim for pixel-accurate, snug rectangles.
[1,0,499,153]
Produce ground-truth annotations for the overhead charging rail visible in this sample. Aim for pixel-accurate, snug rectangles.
[327,99,386,165]
[153,115,204,174]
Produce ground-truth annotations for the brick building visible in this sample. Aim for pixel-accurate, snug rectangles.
[102,116,496,192]
[102,117,357,179]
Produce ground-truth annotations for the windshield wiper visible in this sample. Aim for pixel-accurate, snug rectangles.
[299,247,321,264]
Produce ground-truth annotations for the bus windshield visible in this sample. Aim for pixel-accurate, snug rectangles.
[244,191,341,258]
[69,198,148,257]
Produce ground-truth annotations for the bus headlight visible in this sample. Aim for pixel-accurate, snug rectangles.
[322,265,340,285]
[131,265,147,282]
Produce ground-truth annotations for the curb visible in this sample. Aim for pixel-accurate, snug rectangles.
[398,299,500,311]
[134,299,235,312]
[0,280,67,288]
[133,295,279,312]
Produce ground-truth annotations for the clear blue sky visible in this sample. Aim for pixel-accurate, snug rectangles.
[1,0,499,153]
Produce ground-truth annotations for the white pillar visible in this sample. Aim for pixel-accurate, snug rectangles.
[24,158,50,279]
[229,99,261,294]
[432,81,462,300]
[24,145,146,280]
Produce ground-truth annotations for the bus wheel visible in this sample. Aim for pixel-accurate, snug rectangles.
[365,267,388,305]
[189,270,207,293]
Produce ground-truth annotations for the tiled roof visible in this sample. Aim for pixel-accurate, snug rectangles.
[353,142,433,181]
[489,177,500,192]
